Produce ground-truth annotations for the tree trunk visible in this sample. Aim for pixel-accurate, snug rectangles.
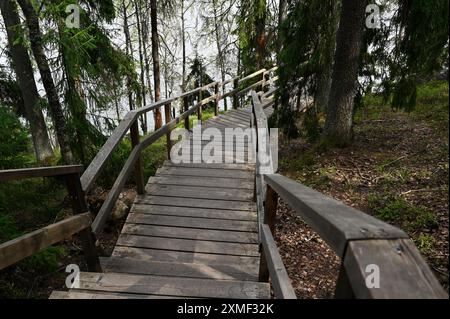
[323,0,367,145]
[212,0,227,111]
[181,0,187,93]
[255,0,267,70]
[135,0,148,134]
[122,0,135,114]
[316,1,339,113]
[150,0,163,129]
[0,0,53,162]
[17,0,74,164]
[140,3,154,104]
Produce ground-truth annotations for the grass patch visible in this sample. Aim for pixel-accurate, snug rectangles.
[414,233,436,255]
[368,195,438,231]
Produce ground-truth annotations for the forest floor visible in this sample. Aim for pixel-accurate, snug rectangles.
[275,81,449,298]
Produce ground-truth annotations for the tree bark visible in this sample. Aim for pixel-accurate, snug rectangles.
[150,0,163,129]
[323,0,367,144]
[316,1,339,113]
[134,0,148,134]
[255,0,267,70]
[17,0,74,164]
[0,0,53,162]
[122,0,135,114]
[212,0,227,111]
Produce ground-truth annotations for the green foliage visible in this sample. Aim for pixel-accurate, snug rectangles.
[414,233,436,255]
[141,137,167,182]
[0,179,66,238]
[236,0,269,73]
[368,195,438,231]
[20,246,67,273]
[276,0,338,139]
[0,214,20,243]
[269,106,300,139]
[368,0,449,111]
[391,77,417,112]
[0,107,31,169]
[186,58,216,109]
[40,0,137,165]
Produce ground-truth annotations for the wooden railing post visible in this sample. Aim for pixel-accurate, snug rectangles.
[334,265,355,299]
[184,96,190,131]
[164,102,173,160]
[214,83,219,116]
[233,78,239,109]
[130,121,145,194]
[261,71,266,92]
[198,89,203,123]
[258,246,269,282]
[65,173,102,273]
[264,185,278,235]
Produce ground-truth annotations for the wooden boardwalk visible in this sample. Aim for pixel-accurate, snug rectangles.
[50,106,275,299]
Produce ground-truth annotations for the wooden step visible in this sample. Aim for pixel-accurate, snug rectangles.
[126,213,258,232]
[116,234,259,256]
[157,166,254,179]
[148,175,254,190]
[121,223,258,243]
[145,184,253,201]
[63,272,270,298]
[134,195,257,212]
[130,204,257,221]
[49,290,181,299]
[112,246,260,266]
[100,257,258,281]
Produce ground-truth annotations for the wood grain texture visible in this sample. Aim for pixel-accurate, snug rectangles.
[126,213,258,232]
[116,234,259,256]
[112,246,260,266]
[344,239,448,299]
[76,272,270,298]
[100,257,258,281]
[121,223,258,243]
[131,204,257,221]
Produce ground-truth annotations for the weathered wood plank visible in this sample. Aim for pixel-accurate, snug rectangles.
[112,246,260,266]
[49,290,182,299]
[264,174,408,257]
[149,175,254,190]
[91,146,141,235]
[344,239,448,299]
[220,114,250,123]
[145,184,253,201]
[162,161,254,170]
[134,195,257,212]
[0,213,91,270]
[126,213,258,232]
[157,166,253,179]
[121,223,258,243]
[260,224,297,299]
[117,234,259,256]
[76,272,270,298]
[131,204,257,221]
[100,257,258,281]
[0,165,83,182]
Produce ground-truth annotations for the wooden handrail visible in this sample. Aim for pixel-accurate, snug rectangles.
[0,213,91,270]
[250,90,447,299]
[0,165,83,182]
[250,88,296,299]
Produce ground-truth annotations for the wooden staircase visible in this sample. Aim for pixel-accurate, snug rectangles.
[50,107,275,299]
